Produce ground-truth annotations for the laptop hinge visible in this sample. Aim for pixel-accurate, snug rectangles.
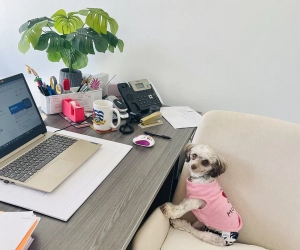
[0,134,45,164]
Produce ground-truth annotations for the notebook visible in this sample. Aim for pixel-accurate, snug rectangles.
[0,73,101,192]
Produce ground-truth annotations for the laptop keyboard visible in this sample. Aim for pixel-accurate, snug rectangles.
[0,135,77,183]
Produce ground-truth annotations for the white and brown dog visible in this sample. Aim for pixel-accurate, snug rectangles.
[160,144,243,247]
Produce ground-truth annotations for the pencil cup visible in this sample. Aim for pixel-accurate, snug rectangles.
[93,100,121,131]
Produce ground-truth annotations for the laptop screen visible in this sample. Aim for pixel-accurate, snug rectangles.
[0,74,46,159]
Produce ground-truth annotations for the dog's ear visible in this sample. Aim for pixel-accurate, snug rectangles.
[207,156,227,178]
[184,143,195,162]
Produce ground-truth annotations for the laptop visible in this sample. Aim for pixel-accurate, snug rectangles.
[0,73,101,192]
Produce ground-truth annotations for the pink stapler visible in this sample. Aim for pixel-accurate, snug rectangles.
[62,98,85,122]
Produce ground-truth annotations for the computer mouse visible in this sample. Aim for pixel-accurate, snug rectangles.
[133,134,155,147]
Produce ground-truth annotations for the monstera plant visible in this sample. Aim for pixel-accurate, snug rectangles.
[18,8,124,86]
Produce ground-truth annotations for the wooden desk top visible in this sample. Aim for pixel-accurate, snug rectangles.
[0,114,194,250]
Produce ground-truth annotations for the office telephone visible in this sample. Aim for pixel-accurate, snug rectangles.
[117,79,162,114]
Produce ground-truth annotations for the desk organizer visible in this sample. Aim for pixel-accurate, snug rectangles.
[40,88,102,114]
[62,98,85,122]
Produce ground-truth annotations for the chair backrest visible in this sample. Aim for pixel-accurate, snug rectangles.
[172,110,300,250]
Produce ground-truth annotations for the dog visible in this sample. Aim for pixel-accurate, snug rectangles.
[160,143,243,247]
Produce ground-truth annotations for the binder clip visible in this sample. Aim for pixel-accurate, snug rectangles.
[62,98,85,123]
[138,111,163,128]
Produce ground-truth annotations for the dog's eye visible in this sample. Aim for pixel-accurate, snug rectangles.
[201,160,209,166]
[191,154,197,160]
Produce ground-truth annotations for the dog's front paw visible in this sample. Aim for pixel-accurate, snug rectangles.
[209,234,227,247]
[160,202,181,219]
[190,230,227,247]
[170,219,193,232]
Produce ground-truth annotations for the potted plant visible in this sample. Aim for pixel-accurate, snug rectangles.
[18,8,124,87]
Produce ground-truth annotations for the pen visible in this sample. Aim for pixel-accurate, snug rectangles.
[37,86,44,95]
[144,131,172,140]
[77,83,85,92]
[42,85,49,96]
[80,84,88,92]
[47,85,53,95]
[36,80,46,96]
[83,86,90,92]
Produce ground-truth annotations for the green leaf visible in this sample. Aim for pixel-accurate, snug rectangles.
[108,39,124,53]
[117,39,124,52]
[101,31,119,47]
[108,45,114,53]
[86,11,101,33]
[60,48,88,69]
[66,28,108,54]
[52,9,84,34]
[78,9,89,16]
[18,20,49,53]
[34,35,48,51]
[100,17,107,34]
[85,38,94,54]
[72,52,88,69]
[19,17,53,34]
[84,8,118,35]
[107,18,118,35]
[71,34,88,54]
[63,40,72,49]
[51,9,66,18]
[34,32,65,53]
[47,52,61,62]
[18,34,30,54]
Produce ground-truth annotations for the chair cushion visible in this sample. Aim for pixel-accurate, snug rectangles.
[161,228,268,250]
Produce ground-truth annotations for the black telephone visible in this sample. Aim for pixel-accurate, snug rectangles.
[117,79,162,114]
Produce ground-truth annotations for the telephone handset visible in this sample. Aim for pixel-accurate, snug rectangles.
[117,79,162,114]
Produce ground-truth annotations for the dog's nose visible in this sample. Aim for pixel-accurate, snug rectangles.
[191,164,197,170]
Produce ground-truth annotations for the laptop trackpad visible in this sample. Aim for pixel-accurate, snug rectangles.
[26,159,77,192]
[42,159,76,177]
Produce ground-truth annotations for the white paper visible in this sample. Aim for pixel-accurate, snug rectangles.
[23,236,34,250]
[0,127,132,221]
[0,211,38,250]
[160,106,202,129]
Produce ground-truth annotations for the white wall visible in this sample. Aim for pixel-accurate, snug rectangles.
[1,0,300,123]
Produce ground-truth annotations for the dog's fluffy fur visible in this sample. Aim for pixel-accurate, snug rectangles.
[160,144,230,247]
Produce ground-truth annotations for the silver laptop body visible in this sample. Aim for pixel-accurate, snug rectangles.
[0,74,101,192]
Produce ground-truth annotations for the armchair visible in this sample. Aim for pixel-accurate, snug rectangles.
[132,110,300,250]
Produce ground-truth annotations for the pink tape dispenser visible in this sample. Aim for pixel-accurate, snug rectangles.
[62,98,85,122]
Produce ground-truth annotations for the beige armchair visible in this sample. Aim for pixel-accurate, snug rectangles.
[132,110,300,250]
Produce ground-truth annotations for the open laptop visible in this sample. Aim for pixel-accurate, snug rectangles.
[0,73,101,192]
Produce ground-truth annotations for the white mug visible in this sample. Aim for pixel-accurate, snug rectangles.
[93,100,121,131]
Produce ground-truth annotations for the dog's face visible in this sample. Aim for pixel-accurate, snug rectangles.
[184,144,227,178]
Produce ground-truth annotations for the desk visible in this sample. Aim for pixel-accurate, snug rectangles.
[0,113,194,250]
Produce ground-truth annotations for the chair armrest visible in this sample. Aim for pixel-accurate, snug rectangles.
[132,207,170,250]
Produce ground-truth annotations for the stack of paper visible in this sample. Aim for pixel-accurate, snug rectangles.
[160,106,202,129]
[0,211,40,250]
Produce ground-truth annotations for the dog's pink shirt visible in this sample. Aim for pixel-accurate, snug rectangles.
[186,179,243,232]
